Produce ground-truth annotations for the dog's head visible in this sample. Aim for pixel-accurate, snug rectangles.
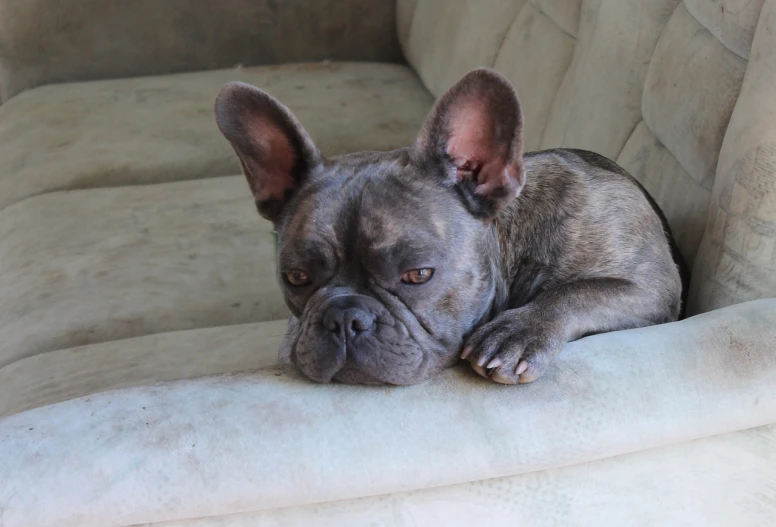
[215,69,526,385]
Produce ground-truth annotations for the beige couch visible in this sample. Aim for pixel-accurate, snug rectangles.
[1,0,776,525]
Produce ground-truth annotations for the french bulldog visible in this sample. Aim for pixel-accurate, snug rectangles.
[214,68,688,386]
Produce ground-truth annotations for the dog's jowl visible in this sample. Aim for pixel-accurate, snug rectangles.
[215,68,688,386]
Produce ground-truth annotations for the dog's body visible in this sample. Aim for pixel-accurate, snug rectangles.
[215,69,686,386]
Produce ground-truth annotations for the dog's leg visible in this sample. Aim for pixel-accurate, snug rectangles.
[463,278,670,384]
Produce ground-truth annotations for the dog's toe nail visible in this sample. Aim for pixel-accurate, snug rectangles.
[516,360,529,375]
[460,346,472,359]
[486,358,503,369]
[471,362,489,379]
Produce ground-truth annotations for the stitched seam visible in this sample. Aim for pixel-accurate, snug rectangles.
[529,0,580,39]
[683,0,760,61]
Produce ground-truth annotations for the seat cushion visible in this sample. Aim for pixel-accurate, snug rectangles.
[1,299,775,526]
[0,176,287,369]
[0,62,434,211]
[64,424,776,526]
[0,319,288,418]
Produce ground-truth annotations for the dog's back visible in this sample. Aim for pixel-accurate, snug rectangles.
[497,148,687,321]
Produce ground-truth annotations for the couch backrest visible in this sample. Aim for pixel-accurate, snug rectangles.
[399,0,776,315]
[0,0,403,103]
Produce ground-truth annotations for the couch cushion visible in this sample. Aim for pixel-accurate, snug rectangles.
[402,0,527,97]
[0,320,288,418]
[684,0,765,59]
[91,424,776,526]
[0,62,434,211]
[540,0,680,159]
[0,0,403,101]
[492,1,578,151]
[0,176,287,370]
[642,3,747,195]
[689,0,776,313]
[1,299,775,526]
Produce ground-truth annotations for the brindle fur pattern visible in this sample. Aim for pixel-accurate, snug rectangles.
[215,69,687,386]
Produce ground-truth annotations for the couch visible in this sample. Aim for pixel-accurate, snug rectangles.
[1,0,776,525]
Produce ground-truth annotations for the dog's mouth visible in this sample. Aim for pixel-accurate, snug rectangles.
[288,308,455,386]
[331,364,389,385]
[291,323,431,385]
[281,281,464,385]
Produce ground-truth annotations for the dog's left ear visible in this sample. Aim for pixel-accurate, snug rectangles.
[414,68,526,218]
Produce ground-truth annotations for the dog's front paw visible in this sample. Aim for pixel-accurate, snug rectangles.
[461,307,563,384]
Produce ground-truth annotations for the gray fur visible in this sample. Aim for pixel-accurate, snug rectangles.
[215,69,686,385]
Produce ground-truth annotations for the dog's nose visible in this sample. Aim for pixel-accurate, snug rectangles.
[323,297,376,339]
[324,307,375,338]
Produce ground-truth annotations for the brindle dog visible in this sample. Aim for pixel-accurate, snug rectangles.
[215,68,688,386]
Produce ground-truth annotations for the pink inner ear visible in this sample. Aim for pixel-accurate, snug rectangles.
[445,100,513,193]
[246,124,297,202]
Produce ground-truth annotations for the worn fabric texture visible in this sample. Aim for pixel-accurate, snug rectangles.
[0,62,434,212]
[0,177,287,370]
[1,299,775,527]
[684,0,765,59]
[0,0,403,102]
[493,2,578,152]
[135,425,776,527]
[689,0,776,312]
[539,0,681,160]
[0,320,288,418]
[403,0,528,96]
[642,3,748,195]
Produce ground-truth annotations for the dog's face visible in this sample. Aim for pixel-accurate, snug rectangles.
[215,69,526,384]
[272,152,501,385]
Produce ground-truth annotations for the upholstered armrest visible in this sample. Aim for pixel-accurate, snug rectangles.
[2,299,776,526]
[0,0,402,102]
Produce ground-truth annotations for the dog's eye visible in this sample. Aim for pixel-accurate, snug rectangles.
[284,270,311,287]
[401,268,435,285]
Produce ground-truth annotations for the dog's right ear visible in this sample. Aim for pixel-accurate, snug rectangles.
[215,82,320,224]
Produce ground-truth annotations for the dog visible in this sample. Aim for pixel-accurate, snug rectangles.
[214,68,688,386]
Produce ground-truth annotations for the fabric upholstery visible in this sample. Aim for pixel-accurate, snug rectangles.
[642,3,747,194]
[0,62,434,212]
[0,177,286,370]
[493,2,577,151]
[403,0,528,96]
[0,320,288,418]
[539,0,680,159]
[396,0,418,48]
[684,0,765,59]
[137,425,776,526]
[689,0,776,312]
[1,299,775,527]
[0,0,403,102]
[530,0,584,37]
